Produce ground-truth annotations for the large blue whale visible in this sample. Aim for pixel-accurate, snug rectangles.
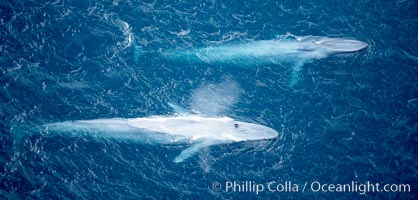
[44,114,278,163]
[162,35,368,85]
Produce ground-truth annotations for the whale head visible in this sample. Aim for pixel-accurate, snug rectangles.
[298,36,368,53]
[232,121,278,141]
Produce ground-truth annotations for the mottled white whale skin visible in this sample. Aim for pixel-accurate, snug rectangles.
[163,35,368,63]
[45,115,278,163]
[293,36,368,53]
[162,35,368,85]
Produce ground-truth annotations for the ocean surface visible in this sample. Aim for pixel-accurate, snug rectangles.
[1,0,417,199]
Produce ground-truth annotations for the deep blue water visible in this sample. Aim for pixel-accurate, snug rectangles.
[1,0,417,199]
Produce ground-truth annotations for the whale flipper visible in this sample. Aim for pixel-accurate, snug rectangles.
[174,141,218,163]
[288,61,305,86]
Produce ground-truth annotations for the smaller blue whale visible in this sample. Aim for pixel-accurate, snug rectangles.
[162,35,368,85]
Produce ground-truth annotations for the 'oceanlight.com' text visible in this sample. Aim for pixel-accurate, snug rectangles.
[211,181,411,195]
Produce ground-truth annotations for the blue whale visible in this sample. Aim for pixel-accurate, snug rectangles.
[45,115,278,163]
[162,35,368,85]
